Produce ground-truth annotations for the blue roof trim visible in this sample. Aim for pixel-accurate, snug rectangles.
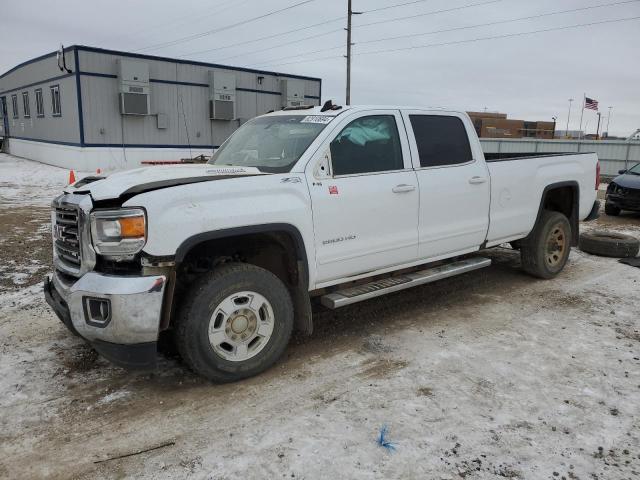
[84,143,219,149]
[8,136,82,147]
[0,73,74,96]
[77,72,319,99]
[237,87,280,96]
[9,136,220,149]
[74,45,322,82]
[74,47,85,146]
[150,78,208,88]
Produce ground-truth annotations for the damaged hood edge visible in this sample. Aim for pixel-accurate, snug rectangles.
[64,165,267,201]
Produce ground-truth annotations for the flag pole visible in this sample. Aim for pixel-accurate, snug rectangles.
[578,93,585,139]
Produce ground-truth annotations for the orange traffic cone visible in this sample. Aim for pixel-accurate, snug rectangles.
[96,168,102,174]
[68,170,76,185]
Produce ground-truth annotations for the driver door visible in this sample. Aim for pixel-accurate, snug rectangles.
[306,110,419,286]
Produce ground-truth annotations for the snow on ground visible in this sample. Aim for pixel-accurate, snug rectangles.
[0,153,91,207]
[1,155,640,479]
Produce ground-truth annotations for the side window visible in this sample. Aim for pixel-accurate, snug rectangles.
[409,115,472,168]
[22,92,30,118]
[35,89,44,117]
[11,94,18,119]
[330,115,403,176]
[50,85,61,116]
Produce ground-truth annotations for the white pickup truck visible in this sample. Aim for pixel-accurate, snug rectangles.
[45,104,600,381]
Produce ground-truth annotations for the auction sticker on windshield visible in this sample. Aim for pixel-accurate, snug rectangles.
[300,116,333,124]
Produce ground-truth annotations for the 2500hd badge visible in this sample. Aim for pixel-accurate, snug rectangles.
[322,235,357,246]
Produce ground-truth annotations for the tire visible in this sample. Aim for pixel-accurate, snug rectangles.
[520,210,572,279]
[604,202,621,216]
[176,263,294,382]
[579,231,640,258]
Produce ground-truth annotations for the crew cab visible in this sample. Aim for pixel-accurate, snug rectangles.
[45,104,600,382]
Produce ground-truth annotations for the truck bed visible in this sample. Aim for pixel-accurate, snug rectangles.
[484,151,594,162]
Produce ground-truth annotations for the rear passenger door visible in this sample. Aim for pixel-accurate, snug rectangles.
[307,110,419,285]
[401,111,490,260]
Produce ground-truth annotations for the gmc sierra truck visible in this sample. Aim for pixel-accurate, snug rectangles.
[45,104,601,382]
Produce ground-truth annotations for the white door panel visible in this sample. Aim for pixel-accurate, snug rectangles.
[306,110,419,284]
[401,110,490,259]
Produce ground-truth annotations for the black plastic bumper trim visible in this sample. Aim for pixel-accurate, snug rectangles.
[92,340,158,370]
[584,200,601,221]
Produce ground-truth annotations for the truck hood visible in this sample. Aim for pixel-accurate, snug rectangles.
[65,165,267,201]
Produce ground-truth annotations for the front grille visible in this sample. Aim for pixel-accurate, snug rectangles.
[53,206,82,271]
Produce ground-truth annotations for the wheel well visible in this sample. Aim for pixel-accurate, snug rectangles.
[178,231,303,288]
[172,228,313,335]
[539,183,579,245]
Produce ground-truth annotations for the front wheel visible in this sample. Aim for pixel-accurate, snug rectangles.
[520,210,572,279]
[176,263,294,382]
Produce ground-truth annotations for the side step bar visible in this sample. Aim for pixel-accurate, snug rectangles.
[320,257,491,309]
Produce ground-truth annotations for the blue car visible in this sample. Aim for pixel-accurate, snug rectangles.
[605,163,640,215]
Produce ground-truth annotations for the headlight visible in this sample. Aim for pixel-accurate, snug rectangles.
[90,208,146,259]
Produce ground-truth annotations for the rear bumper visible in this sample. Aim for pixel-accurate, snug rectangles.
[44,270,166,369]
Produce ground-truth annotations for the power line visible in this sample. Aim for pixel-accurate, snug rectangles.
[250,0,638,67]
[357,15,640,56]
[137,0,318,53]
[356,0,640,46]
[356,0,505,29]
[255,15,640,67]
[216,28,344,62]
[365,0,434,14]
[178,17,343,58]
[225,0,504,64]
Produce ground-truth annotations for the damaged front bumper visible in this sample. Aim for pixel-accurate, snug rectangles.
[44,270,166,369]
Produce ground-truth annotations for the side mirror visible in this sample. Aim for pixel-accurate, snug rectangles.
[618,169,627,175]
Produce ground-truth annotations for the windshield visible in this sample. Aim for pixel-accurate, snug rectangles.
[208,115,331,173]
[627,163,640,175]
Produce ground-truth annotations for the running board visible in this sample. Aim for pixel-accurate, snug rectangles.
[320,257,491,309]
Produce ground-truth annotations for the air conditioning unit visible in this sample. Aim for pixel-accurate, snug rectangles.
[209,71,236,120]
[117,59,150,116]
[280,78,306,108]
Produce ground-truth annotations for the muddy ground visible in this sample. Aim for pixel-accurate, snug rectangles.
[1,156,639,479]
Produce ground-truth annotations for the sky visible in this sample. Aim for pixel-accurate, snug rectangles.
[2,0,639,136]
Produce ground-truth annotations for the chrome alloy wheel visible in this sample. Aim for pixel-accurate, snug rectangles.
[208,291,275,362]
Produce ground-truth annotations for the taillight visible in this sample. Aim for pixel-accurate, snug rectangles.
[595,161,600,190]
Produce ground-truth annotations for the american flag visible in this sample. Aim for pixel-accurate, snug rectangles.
[585,97,599,111]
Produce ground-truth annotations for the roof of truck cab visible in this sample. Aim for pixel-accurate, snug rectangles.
[263,105,458,117]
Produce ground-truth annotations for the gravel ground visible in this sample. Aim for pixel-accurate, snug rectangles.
[1,154,639,480]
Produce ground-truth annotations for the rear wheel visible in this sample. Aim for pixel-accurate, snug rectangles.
[604,202,621,216]
[520,211,572,279]
[176,263,294,382]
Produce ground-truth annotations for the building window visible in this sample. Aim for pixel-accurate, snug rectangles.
[35,89,44,117]
[50,85,61,117]
[22,92,30,118]
[11,94,19,119]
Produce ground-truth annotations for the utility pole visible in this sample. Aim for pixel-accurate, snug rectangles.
[606,106,613,136]
[345,0,362,105]
[565,98,573,137]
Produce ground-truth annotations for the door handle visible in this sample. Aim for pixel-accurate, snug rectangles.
[392,184,416,193]
[468,176,487,185]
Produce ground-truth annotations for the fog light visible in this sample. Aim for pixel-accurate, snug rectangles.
[83,297,111,327]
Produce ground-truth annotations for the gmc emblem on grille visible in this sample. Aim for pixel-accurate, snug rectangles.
[53,224,66,241]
